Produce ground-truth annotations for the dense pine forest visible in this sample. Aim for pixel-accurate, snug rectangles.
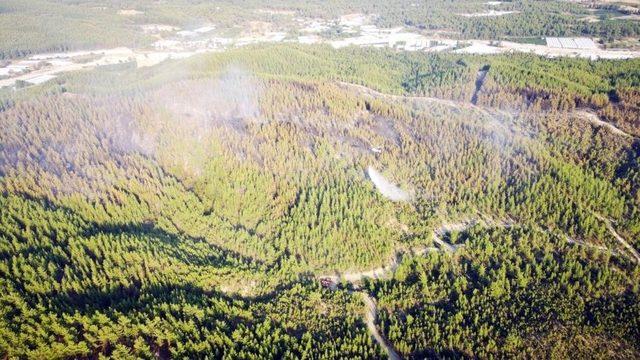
[1,42,640,358]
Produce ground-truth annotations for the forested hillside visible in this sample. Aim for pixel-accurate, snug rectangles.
[1,44,639,358]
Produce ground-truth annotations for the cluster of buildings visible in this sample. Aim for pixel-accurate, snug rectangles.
[456,10,518,17]
[3,11,639,90]
[0,60,42,78]
[546,37,598,50]
[331,26,452,51]
[0,59,62,87]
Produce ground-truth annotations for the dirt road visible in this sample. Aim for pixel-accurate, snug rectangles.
[336,81,463,109]
[339,80,635,146]
[320,217,507,360]
[592,212,640,263]
[317,219,476,360]
[320,215,624,359]
[573,110,634,139]
[360,292,402,360]
[319,217,510,283]
[336,80,518,133]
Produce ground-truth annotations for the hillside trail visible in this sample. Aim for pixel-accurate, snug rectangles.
[318,219,480,360]
[319,213,632,359]
[335,80,526,140]
[320,217,513,283]
[360,292,402,360]
[337,81,635,141]
[592,212,640,263]
[319,217,510,360]
[336,80,516,119]
[573,110,634,139]
[336,81,471,110]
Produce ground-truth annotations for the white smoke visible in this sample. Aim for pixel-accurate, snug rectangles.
[157,64,262,130]
[367,166,411,202]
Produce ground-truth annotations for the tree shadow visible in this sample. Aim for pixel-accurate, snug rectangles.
[82,219,265,268]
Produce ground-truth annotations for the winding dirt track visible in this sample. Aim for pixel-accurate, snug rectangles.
[360,292,401,360]
[335,80,515,122]
[573,110,634,139]
[320,218,511,283]
[592,212,640,264]
[336,81,463,109]
[337,81,634,141]
[320,214,637,359]
[318,221,471,360]
[319,219,497,360]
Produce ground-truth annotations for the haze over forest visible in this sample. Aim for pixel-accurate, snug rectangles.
[1,0,640,359]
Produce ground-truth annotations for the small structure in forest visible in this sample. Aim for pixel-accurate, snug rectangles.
[319,277,337,290]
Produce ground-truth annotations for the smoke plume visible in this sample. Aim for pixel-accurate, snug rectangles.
[367,166,411,202]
